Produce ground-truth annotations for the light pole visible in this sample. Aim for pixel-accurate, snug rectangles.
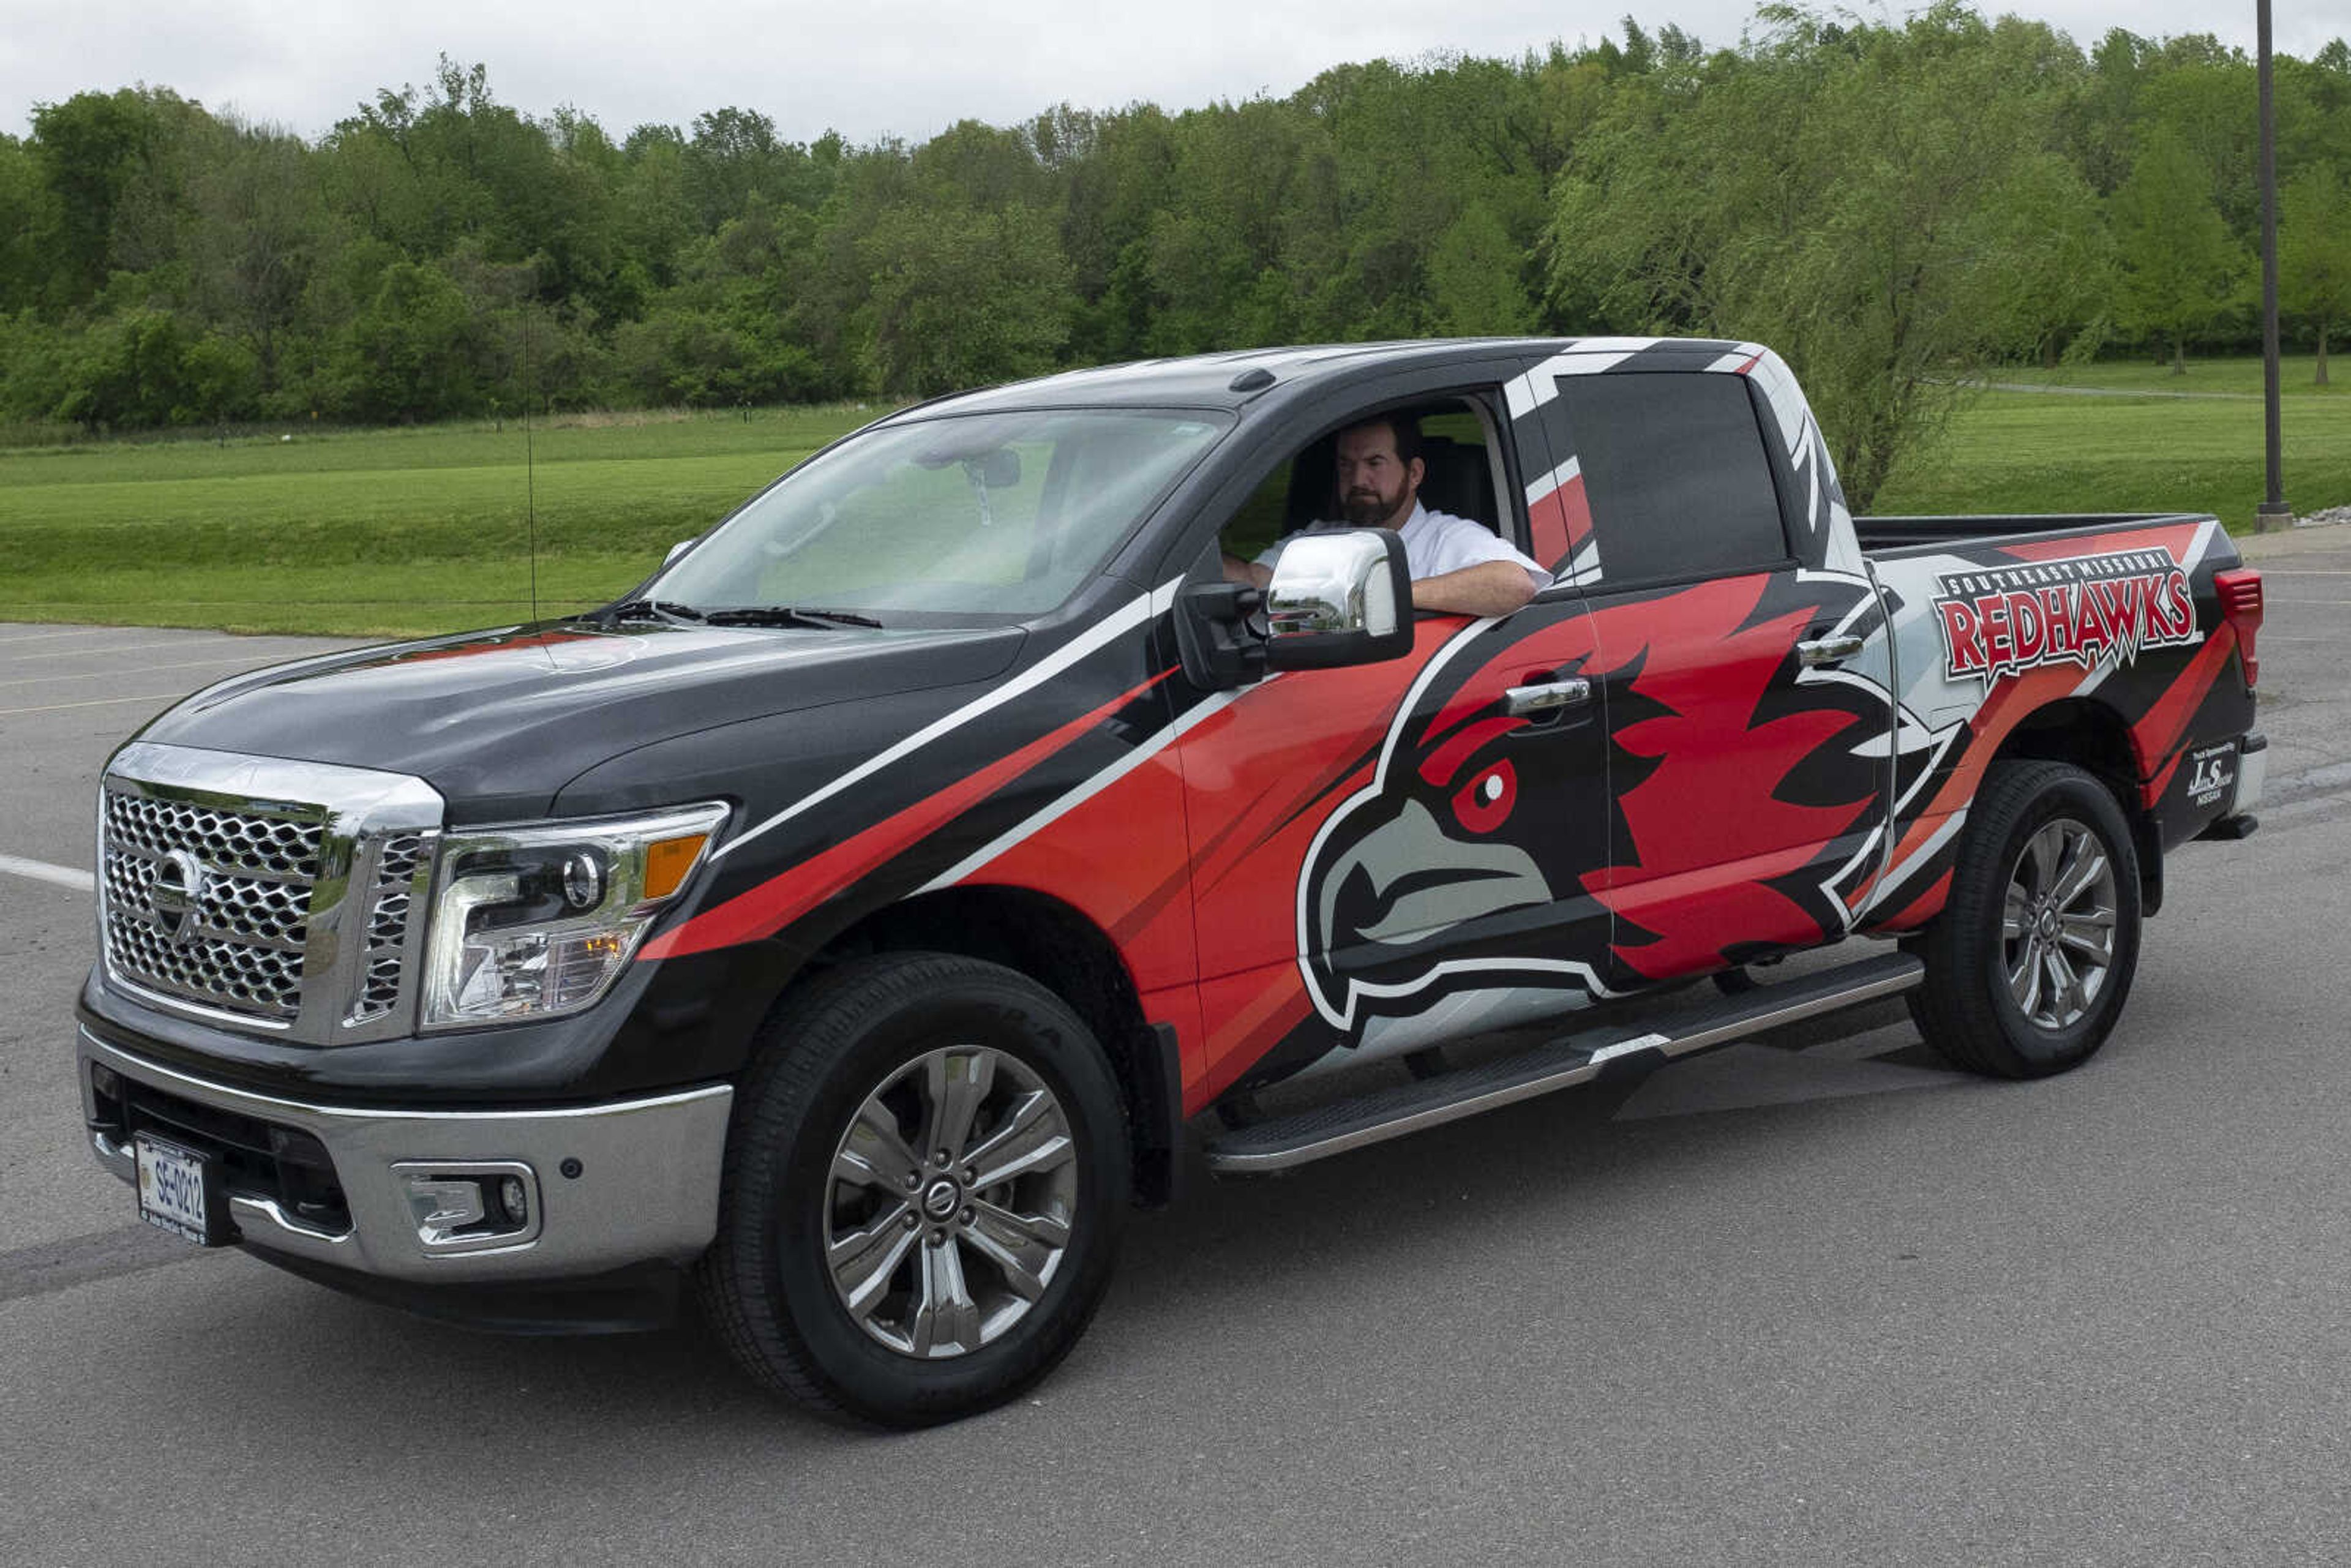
[2257,0,2293,531]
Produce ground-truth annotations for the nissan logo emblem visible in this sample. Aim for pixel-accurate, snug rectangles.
[148,849,207,945]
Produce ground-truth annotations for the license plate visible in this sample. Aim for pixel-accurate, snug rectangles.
[135,1134,223,1246]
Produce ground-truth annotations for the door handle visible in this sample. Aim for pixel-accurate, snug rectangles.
[1796,633,1865,668]
[1504,677,1592,716]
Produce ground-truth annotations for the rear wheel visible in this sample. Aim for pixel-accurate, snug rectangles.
[1908,760,2142,1078]
[697,953,1130,1426]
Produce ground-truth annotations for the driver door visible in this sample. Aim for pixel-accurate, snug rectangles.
[1167,386,1615,1100]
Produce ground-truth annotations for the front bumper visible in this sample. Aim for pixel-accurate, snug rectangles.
[78,1026,732,1286]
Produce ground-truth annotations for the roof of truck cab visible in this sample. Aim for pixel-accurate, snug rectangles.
[882,336,1758,420]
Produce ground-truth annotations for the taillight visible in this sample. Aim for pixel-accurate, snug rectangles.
[2214,568,2263,689]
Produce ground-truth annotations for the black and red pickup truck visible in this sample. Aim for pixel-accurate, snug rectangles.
[74,337,2266,1425]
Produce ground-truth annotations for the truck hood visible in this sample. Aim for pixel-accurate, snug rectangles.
[133,620,1027,822]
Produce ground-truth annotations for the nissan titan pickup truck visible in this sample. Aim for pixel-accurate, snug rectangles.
[74,338,2267,1426]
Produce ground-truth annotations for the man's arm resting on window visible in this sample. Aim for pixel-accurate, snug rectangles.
[1411,560,1539,617]
[1221,552,1272,589]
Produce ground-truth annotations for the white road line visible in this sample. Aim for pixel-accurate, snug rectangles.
[0,692,186,718]
[0,636,310,663]
[0,626,121,645]
[2270,598,2351,607]
[2262,569,2351,576]
[0,853,94,893]
[0,653,287,691]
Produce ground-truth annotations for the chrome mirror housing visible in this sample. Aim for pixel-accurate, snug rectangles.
[663,538,695,567]
[1263,529,1414,670]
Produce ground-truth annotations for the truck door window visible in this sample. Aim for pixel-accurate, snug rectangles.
[1555,373,1789,585]
[1217,399,1513,566]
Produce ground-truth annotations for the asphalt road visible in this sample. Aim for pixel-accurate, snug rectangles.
[2,530,2346,1566]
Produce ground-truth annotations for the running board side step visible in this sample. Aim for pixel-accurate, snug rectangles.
[1202,951,1924,1175]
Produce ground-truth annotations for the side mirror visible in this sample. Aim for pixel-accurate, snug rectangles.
[663,538,694,567]
[1264,529,1413,669]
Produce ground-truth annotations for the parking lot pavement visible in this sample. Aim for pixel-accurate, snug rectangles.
[2239,526,2351,808]
[0,626,367,1263]
[1,565,2344,1566]
[0,625,367,876]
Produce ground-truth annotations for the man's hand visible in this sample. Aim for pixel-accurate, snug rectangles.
[1411,560,1540,617]
[1222,551,1272,590]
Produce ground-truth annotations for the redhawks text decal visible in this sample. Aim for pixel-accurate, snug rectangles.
[1933,548,2199,685]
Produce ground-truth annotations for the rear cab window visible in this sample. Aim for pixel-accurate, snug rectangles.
[1553,373,1790,585]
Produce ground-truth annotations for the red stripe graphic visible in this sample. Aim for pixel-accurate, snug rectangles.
[642,670,1175,959]
[2131,624,2237,802]
[1526,472,1594,572]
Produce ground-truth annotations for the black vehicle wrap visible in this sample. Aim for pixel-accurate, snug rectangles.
[78,338,2260,1133]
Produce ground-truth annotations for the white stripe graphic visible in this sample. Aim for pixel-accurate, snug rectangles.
[1504,370,1543,422]
[716,577,1183,861]
[1872,805,1970,910]
[917,688,1246,892]
[1526,455,1582,506]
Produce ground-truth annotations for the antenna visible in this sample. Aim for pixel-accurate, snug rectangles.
[523,302,541,629]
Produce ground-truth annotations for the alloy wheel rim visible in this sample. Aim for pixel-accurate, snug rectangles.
[823,1045,1078,1359]
[2000,817,2118,1032]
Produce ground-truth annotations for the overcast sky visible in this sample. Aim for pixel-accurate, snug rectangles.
[6,0,2350,144]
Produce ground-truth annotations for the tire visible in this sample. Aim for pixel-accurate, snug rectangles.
[696,953,1131,1427]
[1908,760,2143,1079]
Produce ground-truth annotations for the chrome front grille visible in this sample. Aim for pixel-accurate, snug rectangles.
[349,833,428,1026]
[102,792,324,1020]
[103,792,324,877]
[97,743,444,1043]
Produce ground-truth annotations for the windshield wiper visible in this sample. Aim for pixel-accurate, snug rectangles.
[592,598,707,625]
[701,606,884,629]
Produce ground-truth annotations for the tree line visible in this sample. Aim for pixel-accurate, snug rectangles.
[4,2,2350,504]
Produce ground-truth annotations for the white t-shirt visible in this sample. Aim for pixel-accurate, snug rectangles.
[1260,502,1551,590]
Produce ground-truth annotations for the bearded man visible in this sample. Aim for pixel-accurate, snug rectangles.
[1223,414,1549,617]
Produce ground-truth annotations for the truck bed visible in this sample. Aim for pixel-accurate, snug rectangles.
[1856,512,2211,554]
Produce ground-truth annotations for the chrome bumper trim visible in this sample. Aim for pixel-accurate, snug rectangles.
[79,1028,731,1283]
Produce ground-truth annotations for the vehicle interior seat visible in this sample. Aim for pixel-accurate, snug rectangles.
[1414,436,1498,529]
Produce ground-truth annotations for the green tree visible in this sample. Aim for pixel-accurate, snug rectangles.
[1428,199,1537,334]
[190,124,322,394]
[338,258,478,419]
[28,88,205,305]
[2281,163,2351,384]
[861,203,1074,395]
[51,309,253,429]
[0,135,60,311]
[2110,129,2246,373]
[1548,5,2105,506]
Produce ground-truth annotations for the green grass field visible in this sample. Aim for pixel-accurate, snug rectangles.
[1874,364,2351,524]
[1979,351,2348,398]
[0,407,877,636]
[3,361,2344,637]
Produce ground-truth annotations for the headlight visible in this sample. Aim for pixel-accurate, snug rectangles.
[420,801,729,1030]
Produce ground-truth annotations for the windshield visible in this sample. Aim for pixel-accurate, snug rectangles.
[649,407,1232,623]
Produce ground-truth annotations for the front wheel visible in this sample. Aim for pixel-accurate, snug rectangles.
[1908,760,2143,1078]
[697,953,1131,1426]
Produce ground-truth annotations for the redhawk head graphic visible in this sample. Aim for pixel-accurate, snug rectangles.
[1297,606,1621,1030]
[1295,576,1891,1035]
